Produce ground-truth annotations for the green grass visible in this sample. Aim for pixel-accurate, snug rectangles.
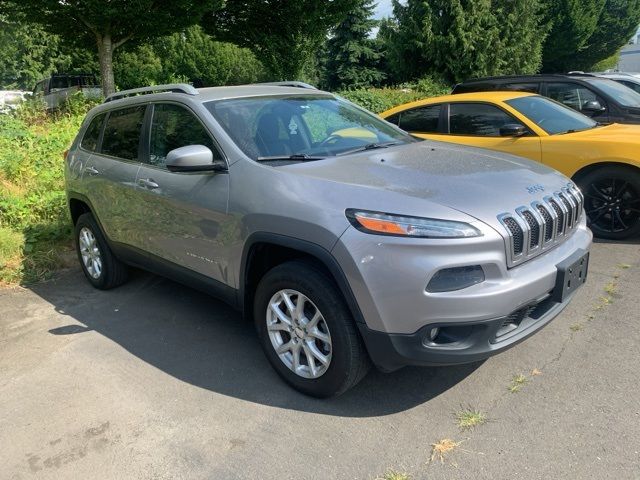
[378,471,411,480]
[0,95,97,285]
[508,374,528,393]
[455,407,487,430]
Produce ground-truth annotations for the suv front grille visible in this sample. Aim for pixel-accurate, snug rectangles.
[498,184,583,268]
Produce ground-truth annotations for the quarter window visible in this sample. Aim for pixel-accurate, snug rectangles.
[101,105,146,161]
[397,105,441,133]
[81,113,106,152]
[449,103,521,136]
[149,104,220,168]
[546,83,603,113]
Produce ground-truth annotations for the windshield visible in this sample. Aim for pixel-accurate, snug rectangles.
[583,78,640,108]
[205,95,414,161]
[505,95,598,135]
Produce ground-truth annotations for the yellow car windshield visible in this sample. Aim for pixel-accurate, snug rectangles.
[506,96,599,135]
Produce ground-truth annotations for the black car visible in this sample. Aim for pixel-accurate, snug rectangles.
[452,74,640,124]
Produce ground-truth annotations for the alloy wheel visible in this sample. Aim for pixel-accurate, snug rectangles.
[79,227,102,279]
[266,289,332,379]
[584,178,640,234]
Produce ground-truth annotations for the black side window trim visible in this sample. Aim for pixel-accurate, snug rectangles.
[142,101,229,171]
[445,101,536,137]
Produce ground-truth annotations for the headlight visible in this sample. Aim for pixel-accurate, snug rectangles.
[346,209,482,238]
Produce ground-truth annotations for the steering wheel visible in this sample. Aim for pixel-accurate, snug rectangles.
[318,134,345,147]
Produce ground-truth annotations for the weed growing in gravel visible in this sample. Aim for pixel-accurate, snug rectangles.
[617,263,631,269]
[378,470,411,480]
[604,282,617,296]
[455,407,487,430]
[570,322,584,332]
[429,438,463,465]
[508,374,528,393]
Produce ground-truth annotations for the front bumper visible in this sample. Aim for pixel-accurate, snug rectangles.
[332,219,592,370]
[357,288,574,371]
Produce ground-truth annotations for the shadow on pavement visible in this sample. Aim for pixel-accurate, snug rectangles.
[29,268,482,418]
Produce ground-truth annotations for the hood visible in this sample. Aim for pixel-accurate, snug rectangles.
[563,122,640,142]
[280,140,572,231]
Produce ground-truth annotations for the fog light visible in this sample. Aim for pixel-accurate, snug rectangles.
[426,265,485,293]
[427,327,440,342]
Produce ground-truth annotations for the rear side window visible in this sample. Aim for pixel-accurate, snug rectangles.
[397,105,441,133]
[80,113,106,152]
[148,103,221,168]
[449,103,520,136]
[101,106,146,161]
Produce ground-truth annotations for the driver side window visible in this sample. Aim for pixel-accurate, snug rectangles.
[546,83,604,113]
[149,103,221,168]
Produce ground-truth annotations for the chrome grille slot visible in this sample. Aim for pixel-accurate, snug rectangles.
[536,204,554,242]
[498,184,584,268]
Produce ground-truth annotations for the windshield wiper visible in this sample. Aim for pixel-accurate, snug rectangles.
[336,141,402,156]
[255,154,325,162]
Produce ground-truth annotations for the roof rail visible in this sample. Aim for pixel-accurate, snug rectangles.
[104,83,198,103]
[253,81,317,90]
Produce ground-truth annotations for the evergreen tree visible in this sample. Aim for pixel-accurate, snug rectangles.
[384,0,546,83]
[540,0,605,72]
[324,0,385,90]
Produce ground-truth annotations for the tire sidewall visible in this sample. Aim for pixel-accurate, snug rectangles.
[254,263,359,397]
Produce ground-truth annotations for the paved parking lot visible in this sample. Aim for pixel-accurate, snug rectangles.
[1,239,639,480]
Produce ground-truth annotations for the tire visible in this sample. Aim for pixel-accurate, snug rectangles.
[577,166,640,240]
[75,212,128,289]
[254,260,370,398]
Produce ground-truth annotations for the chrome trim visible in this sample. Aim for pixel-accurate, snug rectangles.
[498,184,583,268]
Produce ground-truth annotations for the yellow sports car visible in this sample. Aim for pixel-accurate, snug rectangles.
[381,92,640,239]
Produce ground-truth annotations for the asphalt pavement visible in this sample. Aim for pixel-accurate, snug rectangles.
[1,239,639,479]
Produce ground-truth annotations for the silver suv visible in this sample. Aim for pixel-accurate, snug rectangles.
[65,83,592,397]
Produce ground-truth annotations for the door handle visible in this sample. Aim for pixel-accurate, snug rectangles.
[85,166,100,176]
[138,178,160,189]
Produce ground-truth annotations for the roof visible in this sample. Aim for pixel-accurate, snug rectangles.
[456,73,594,85]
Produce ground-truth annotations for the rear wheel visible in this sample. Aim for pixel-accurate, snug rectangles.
[254,260,370,397]
[75,212,128,289]
[578,167,640,240]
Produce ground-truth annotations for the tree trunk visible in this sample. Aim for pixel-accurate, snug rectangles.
[97,34,116,97]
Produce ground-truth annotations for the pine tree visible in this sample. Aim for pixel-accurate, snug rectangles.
[324,0,385,90]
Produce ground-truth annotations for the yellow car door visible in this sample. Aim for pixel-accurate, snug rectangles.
[395,102,543,162]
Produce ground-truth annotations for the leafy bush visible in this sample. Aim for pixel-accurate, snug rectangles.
[337,77,450,113]
[0,94,95,283]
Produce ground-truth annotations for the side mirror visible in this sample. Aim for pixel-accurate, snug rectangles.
[499,124,527,137]
[582,100,605,113]
[165,145,226,173]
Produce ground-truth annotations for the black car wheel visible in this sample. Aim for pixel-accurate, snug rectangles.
[578,167,640,240]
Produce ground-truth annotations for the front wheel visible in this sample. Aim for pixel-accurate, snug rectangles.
[254,260,370,397]
[578,167,640,240]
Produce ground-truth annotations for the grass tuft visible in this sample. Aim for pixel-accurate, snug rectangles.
[508,374,528,393]
[617,263,631,269]
[570,322,583,332]
[378,471,411,480]
[604,282,617,296]
[455,407,487,430]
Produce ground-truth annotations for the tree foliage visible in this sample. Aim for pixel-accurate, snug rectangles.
[323,0,385,90]
[0,0,220,95]
[542,0,640,72]
[384,0,547,83]
[204,0,358,80]
[0,17,96,90]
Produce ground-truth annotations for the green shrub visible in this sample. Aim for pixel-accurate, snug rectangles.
[337,77,450,114]
[0,94,93,283]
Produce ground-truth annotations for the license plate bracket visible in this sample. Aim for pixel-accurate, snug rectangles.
[552,249,589,303]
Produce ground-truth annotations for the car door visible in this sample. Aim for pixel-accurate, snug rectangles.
[82,105,144,245]
[132,102,232,285]
[545,82,610,123]
[421,102,543,162]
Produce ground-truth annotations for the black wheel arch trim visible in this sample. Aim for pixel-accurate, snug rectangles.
[239,232,366,325]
